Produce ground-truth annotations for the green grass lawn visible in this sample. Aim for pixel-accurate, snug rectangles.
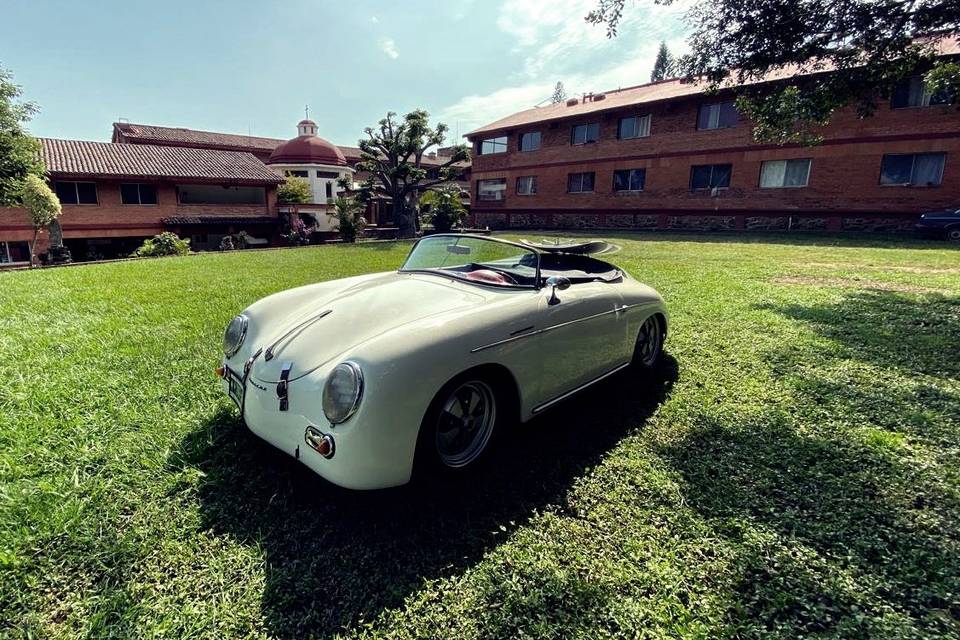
[1,233,958,639]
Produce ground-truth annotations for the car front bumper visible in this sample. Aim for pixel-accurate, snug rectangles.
[221,362,417,490]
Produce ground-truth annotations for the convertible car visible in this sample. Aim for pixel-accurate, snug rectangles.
[218,235,668,489]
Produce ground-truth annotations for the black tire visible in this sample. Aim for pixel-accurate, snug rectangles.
[632,314,665,370]
[414,369,515,479]
[946,226,960,242]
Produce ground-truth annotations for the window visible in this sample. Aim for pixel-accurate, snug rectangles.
[690,164,732,190]
[613,168,646,192]
[571,123,600,145]
[0,241,30,264]
[477,178,507,200]
[478,136,508,155]
[759,159,811,188]
[891,76,954,108]
[54,181,98,205]
[567,172,595,193]
[325,182,333,199]
[880,153,945,186]
[519,131,541,152]
[120,183,158,205]
[316,171,339,179]
[177,185,266,204]
[516,176,537,195]
[697,101,739,130]
[618,115,651,139]
[287,170,309,178]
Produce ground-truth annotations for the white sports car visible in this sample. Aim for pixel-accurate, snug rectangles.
[219,235,667,489]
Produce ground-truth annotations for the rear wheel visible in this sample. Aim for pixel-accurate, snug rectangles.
[633,314,664,369]
[947,226,960,242]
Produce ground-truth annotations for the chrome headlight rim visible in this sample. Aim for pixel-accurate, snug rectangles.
[222,314,249,358]
[322,361,364,425]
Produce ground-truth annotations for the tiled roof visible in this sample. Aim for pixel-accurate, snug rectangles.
[41,138,284,184]
[112,123,468,167]
[113,122,285,153]
[466,35,960,137]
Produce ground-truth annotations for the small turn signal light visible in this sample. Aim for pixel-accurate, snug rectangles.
[305,426,335,459]
[215,366,225,379]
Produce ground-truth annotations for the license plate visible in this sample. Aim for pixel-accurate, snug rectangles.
[226,366,245,409]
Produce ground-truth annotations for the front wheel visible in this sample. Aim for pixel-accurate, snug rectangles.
[416,373,510,478]
[632,314,664,369]
[947,227,960,242]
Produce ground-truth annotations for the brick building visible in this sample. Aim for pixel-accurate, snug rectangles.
[0,138,283,265]
[466,40,960,233]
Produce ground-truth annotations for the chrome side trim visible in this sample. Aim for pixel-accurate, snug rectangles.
[531,361,632,414]
[263,309,332,361]
[470,303,643,353]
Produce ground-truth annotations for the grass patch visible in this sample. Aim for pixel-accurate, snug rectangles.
[1,234,958,638]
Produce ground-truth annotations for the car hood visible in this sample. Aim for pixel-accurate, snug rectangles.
[250,272,486,382]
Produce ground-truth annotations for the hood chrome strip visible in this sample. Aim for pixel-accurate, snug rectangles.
[263,309,332,362]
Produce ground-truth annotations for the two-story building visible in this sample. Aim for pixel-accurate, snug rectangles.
[466,39,960,233]
[0,138,283,264]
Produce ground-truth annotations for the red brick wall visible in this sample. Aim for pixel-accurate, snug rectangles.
[0,180,279,248]
[468,96,960,231]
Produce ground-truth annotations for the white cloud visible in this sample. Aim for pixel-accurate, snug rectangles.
[439,0,691,136]
[380,38,399,60]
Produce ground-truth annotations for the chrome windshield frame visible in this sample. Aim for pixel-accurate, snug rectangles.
[399,234,543,290]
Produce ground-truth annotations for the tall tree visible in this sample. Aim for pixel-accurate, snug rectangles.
[0,66,45,206]
[651,41,674,82]
[551,81,568,104]
[352,110,469,238]
[587,0,960,144]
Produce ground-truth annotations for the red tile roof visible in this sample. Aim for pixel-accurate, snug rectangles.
[41,138,284,184]
[466,35,960,137]
[112,123,466,167]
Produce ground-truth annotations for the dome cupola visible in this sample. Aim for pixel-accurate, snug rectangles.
[268,120,347,166]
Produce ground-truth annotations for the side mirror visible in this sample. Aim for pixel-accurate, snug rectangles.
[545,276,571,305]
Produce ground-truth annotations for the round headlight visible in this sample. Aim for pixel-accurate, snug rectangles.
[322,361,363,424]
[222,314,248,358]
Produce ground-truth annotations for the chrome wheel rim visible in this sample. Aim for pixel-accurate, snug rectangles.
[435,380,496,468]
[636,316,662,367]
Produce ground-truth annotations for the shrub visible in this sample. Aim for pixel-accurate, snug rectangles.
[281,214,312,246]
[421,187,466,233]
[133,232,191,258]
[329,197,367,243]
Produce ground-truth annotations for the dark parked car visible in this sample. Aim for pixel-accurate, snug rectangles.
[915,208,960,241]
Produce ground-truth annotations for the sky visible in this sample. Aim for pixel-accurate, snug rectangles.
[0,0,689,147]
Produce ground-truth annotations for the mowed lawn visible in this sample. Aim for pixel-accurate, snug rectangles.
[1,233,958,639]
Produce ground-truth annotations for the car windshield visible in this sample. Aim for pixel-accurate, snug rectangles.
[400,236,540,288]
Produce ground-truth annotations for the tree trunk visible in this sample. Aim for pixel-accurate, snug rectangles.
[29,227,38,268]
[394,198,415,238]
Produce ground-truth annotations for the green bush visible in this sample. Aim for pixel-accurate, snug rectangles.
[133,232,191,258]
[329,196,367,243]
[421,187,466,233]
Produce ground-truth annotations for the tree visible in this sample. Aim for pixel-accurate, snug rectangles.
[277,175,313,204]
[1,66,45,206]
[328,196,367,243]
[651,41,674,82]
[551,81,568,104]
[20,175,60,266]
[352,110,469,238]
[420,186,467,233]
[586,0,960,144]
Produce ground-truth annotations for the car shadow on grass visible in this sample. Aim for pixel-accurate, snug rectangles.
[169,356,678,638]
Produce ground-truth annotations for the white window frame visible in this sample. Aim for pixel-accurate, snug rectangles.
[0,240,31,265]
[479,137,508,155]
[613,168,646,192]
[516,175,537,195]
[879,153,946,187]
[759,159,812,188]
[477,178,507,201]
[567,172,595,193]
[571,123,600,145]
[618,114,651,139]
